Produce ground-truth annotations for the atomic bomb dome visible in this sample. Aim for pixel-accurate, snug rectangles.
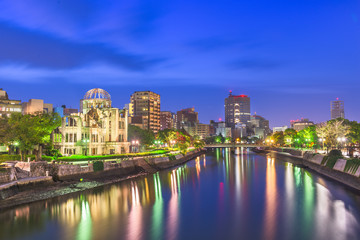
[83,88,111,100]
[80,88,112,114]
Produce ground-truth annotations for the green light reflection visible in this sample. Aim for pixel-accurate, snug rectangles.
[76,199,92,240]
[151,173,164,240]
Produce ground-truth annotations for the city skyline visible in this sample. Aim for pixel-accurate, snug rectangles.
[0,86,351,128]
[0,0,359,127]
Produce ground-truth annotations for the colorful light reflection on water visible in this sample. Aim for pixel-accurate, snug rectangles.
[1,149,360,240]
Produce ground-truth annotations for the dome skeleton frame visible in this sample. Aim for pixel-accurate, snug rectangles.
[83,88,111,100]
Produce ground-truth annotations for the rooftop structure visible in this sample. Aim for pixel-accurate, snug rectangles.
[0,89,22,117]
[80,88,112,114]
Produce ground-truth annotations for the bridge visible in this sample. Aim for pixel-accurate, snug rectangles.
[205,143,265,148]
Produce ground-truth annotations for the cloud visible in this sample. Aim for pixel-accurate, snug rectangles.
[0,21,166,71]
[0,63,197,86]
[187,36,266,52]
[0,0,167,41]
[227,59,280,70]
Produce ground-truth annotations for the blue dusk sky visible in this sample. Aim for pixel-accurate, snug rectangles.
[0,0,359,128]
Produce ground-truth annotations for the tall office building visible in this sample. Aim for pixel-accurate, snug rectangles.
[0,89,22,117]
[224,91,250,128]
[331,98,345,119]
[160,111,176,130]
[176,107,198,129]
[249,114,271,139]
[130,91,160,133]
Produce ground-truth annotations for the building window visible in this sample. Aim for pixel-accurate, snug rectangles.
[65,133,69,142]
[118,134,123,142]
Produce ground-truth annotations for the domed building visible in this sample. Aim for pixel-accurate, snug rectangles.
[80,88,112,114]
[53,88,130,156]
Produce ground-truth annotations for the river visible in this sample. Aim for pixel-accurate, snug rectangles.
[1,148,360,240]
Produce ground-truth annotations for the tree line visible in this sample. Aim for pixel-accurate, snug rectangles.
[268,118,360,156]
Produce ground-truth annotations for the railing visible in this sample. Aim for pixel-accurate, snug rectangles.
[205,143,265,148]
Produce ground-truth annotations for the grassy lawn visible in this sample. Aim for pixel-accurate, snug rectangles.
[0,147,197,163]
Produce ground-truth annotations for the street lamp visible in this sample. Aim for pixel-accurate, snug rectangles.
[170,140,176,148]
[131,140,139,153]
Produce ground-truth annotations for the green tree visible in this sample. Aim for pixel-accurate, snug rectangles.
[128,124,155,147]
[297,125,317,148]
[157,129,177,148]
[214,134,225,143]
[272,131,284,146]
[284,128,297,147]
[193,139,205,149]
[0,112,61,161]
[325,119,350,149]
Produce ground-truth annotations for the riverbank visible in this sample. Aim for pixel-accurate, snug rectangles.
[263,149,360,192]
[0,149,205,211]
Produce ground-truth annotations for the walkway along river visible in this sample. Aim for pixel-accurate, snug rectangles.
[1,148,360,240]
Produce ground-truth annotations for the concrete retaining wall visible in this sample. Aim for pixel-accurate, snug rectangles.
[57,164,93,176]
[304,153,360,178]
[0,150,205,183]
[0,172,10,184]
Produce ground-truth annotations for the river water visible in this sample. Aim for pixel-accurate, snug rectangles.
[1,149,360,240]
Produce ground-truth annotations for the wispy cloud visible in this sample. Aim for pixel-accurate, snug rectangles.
[0,21,166,71]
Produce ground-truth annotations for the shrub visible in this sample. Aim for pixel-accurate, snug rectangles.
[328,149,343,158]
[51,149,171,162]
[93,161,104,172]
[344,158,360,175]
[320,150,343,169]
[167,154,176,161]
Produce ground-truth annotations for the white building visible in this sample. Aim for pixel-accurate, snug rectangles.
[273,126,288,133]
[53,88,130,156]
[215,122,232,138]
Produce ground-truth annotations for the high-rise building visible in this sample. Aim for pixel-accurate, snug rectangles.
[22,99,53,114]
[53,88,129,155]
[130,91,160,133]
[160,111,175,130]
[176,107,198,129]
[249,114,271,139]
[0,89,22,117]
[331,98,345,119]
[225,91,250,128]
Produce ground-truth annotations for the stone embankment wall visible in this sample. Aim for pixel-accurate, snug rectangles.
[0,171,10,184]
[302,152,360,178]
[0,149,205,184]
[268,148,360,191]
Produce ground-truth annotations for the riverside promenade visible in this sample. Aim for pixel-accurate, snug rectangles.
[0,149,205,210]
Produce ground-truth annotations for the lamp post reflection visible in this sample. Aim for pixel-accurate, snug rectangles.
[151,173,164,240]
[167,170,180,240]
[263,157,277,240]
[127,182,142,240]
